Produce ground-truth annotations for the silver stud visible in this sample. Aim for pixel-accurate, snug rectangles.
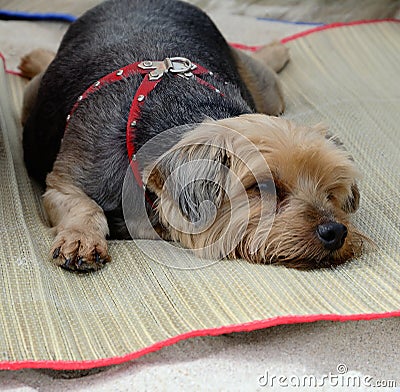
[132,154,137,161]
[130,121,137,127]
[224,81,228,85]
[66,114,71,121]
[116,69,124,76]
[143,60,153,67]
[137,95,145,102]
[94,81,100,87]
[215,89,221,94]
[77,95,83,101]
[209,71,214,76]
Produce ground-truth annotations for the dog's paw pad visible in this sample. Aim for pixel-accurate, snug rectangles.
[51,230,110,272]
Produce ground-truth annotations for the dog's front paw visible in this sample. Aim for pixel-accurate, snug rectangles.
[51,229,110,272]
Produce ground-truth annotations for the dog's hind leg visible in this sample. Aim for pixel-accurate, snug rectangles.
[232,44,289,116]
[19,48,55,79]
[252,41,290,73]
[19,49,56,126]
[43,170,111,272]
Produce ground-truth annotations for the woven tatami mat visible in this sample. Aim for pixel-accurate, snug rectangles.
[0,21,399,370]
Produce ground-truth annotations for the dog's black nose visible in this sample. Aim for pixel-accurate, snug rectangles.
[316,222,348,251]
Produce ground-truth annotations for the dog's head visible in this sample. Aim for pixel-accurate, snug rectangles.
[145,114,367,269]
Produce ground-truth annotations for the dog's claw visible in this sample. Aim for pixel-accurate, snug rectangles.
[52,247,61,259]
[94,251,109,265]
[61,258,74,270]
[77,257,84,268]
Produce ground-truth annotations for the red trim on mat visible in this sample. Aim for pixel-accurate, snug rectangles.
[281,18,400,43]
[230,42,260,52]
[1,311,400,370]
[0,52,23,76]
[230,18,400,51]
[1,19,399,371]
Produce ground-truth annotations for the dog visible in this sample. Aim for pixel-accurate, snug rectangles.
[20,0,366,272]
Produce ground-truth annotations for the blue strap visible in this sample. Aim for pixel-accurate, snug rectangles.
[0,10,76,23]
[257,17,324,26]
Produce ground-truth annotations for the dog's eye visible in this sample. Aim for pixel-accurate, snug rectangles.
[327,193,335,201]
[255,180,276,195]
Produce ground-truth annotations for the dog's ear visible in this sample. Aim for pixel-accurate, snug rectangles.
[323,132,360,213]
[342,183,360,213]
[146,139,231,226]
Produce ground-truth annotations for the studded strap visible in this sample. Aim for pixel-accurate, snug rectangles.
[66,62,151,126]
[65,58,224,205]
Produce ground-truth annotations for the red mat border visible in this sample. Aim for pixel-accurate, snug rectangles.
[1,18,399,371]
[281,18,400,43]
[231,18,400,51]
[0,51,22,76]
[1,312,400,370]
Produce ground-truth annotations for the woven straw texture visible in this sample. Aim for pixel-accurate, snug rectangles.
[0,21,399,370]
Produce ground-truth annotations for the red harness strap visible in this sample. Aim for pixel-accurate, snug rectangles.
[66,57,224,203]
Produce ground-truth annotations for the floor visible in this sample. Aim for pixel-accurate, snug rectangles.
[1,318,399,391]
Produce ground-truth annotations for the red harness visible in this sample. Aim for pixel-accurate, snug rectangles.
[66,57,223,200]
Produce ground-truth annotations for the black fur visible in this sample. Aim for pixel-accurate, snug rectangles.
[23,0,255,237]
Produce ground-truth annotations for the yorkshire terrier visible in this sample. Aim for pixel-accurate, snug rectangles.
[20,0,366,272]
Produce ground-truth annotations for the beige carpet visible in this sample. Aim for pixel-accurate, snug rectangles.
[0,17,399,370]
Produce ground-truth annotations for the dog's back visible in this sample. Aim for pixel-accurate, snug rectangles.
[23,0,254,187]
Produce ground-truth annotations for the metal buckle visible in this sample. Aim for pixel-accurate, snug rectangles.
[138,57,196,81]
[168,57,192,73]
